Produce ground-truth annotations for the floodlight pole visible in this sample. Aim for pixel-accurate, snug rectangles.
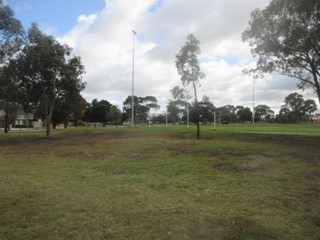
[187,102,189,128]
[252,78,255,124]
[131,30,137,126]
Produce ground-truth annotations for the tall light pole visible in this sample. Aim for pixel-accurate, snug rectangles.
[252,78,255,124]
[187,102,189,128]
[131,30,137,126]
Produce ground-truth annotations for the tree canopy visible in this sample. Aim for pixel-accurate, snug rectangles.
[8,24,85,138]
[242,0,320,103]
[123,95,159,124]
[276,92,317,123]
[176,34,205,139]
[0,3,24,132]
[254,104,275,123]
[0,3,24,64]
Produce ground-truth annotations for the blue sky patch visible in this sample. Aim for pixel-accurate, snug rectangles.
[148,0,164,13]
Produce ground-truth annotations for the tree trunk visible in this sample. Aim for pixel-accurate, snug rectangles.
[192,81,200,140]
[45,102,54,139]
[310,61,320,105]
[315,78,320,105]
[4,102,8,133]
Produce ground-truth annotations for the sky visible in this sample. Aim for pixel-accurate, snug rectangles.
[5,0,319,114]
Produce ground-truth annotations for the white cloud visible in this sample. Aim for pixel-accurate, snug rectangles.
[57,0,318,114]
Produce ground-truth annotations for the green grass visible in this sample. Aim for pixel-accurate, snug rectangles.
[0,125,319,239]
[213,123,320,135]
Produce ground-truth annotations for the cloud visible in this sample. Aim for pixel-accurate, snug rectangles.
[57,0,318,113]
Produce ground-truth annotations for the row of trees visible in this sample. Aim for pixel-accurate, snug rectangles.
[45,91,320,127]
[53,95,160,127]
[3,89,316,131]
[0,3,86,137]
[165,87,317,125]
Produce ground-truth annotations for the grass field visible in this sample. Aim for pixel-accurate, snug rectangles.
[0,124,320,239]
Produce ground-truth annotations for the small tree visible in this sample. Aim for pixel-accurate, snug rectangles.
[235,106,253,123]
[84,99,111,127]
[198,95,215,124]
[167,86,191,125]
[216,105,237,124]
[175,34,205,139]
[106,105,122,126]
[254,104,275,123]
[123,95,159,124]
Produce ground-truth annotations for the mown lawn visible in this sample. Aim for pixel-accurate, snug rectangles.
[0,125,319,239]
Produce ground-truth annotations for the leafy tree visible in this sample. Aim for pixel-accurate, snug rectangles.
[167,99,187,124]
[152,114,167,124]
[0,3,24,133]
[235,106,253,123]
[242,0,320,103]
[68,94,87,127]
[50,94,86,128]
[123,95,159,124]
[254,104,275,122]
[198,95,215,124]
[276,92,317,123]
[106,105,122,126]
[176,34,205,139]
[167,86,190,124]
[276,106,293,123]
[84,99,111,126]
[8,24,85,138]
[0,100,19,128]
[0,3,24,64]
[216,105,237,123]
[170,86,188,100]
[123,95,138,123]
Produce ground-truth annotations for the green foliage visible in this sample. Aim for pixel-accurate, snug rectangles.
[8,24,85,137]
[170,85,188,100]
[235,106,253,123]
[0,3,24,133]
[216,105,236,124]
[123,95,159,124]
[254,104,275,123]
[175,34,205,88]
[106,105,122,125]
[167,86,191,124]
[176,34,205,139]
[167,99,187,124]
[84,99,111,126]
[0,4,24,64]
[242,0,320,103]
[276,92,317,123]
[217,105,252,124]
[189,95,216,124]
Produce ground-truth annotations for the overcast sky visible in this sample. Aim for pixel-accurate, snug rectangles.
[5,0,319,113]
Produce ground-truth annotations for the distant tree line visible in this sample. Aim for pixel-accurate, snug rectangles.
[162,86,317,125]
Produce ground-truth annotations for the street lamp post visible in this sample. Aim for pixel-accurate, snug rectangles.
[131,30,137,126]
